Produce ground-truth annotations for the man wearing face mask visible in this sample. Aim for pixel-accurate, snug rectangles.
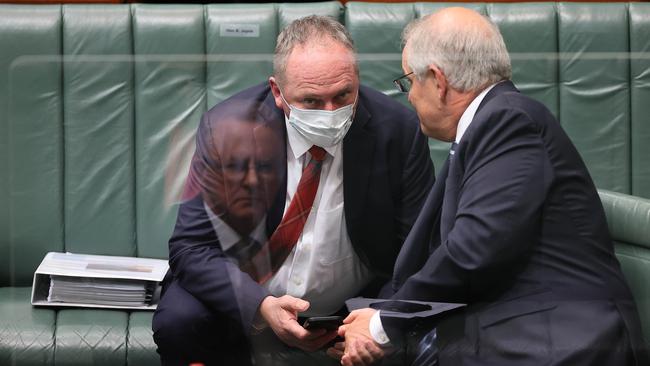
[152,15,434,366]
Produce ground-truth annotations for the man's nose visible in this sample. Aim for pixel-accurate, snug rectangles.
[243,163,259,187]
[323,101,338,111]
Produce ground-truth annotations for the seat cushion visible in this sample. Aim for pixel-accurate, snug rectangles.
[0,287,55,366]
[127,312,159,366]
[0,287,161,366]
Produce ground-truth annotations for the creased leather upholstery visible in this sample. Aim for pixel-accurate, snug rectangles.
[0,288,55,366]
[599,189,650,347]
[1,2,649,364]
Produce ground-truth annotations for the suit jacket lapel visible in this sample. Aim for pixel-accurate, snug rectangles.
[437,81,519,243]
[441,146,461,244]
[343,99,374,226]
[262,91,289,236]
[392,157,449,291]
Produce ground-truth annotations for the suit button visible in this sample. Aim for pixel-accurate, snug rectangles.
[293,277,303,286]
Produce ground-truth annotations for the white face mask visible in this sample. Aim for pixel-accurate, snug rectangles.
[280,91,356,147]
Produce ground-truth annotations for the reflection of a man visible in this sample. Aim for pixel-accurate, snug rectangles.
[183,101,284,267]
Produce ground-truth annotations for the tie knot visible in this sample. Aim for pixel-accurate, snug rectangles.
[309,146,327,162]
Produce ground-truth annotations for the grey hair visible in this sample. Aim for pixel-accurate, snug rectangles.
[403,13,511,92]
[273,15,357,83]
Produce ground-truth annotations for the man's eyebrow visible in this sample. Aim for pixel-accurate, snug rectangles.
[296,84,354,100]
[336,86,353,95]
[299,93,322,100]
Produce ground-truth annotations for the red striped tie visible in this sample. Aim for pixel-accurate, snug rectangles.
[241,146,326,283]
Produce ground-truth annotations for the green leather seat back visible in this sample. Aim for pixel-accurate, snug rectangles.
[278,1,342,28]
[204,1,343,107]
[206,4,276,107]
[630,4,650,199]
[1,2,650,364]
[599,189,650,347]
[0,2,347,286]
[489,3,558,117]
[132,4,207,260]
[0,5,64,287]
[0,0,648,278]
[559,3,631,194]
[345,2,414,101]
[63,5,135,256]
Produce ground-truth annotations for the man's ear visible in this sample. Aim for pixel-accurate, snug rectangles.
[429,65,448,102]
[268,77,285,112]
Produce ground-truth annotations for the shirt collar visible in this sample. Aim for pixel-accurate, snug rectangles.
[204,201,267,251]
[455,83,497,144]
[284,116,337,159]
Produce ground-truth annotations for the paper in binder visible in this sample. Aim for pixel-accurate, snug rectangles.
[31,252,168,310]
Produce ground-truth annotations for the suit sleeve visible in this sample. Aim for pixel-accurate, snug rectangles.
[167,114,270,337]
[385,104,552,337]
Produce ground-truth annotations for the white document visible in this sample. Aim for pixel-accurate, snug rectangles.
[31,252,169,310]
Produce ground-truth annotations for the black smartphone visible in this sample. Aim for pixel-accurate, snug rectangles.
[302,315,344,331]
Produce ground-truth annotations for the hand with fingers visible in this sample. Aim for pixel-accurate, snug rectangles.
[332,308,386,366]
[257,295,338,352]
[325,340,346,361]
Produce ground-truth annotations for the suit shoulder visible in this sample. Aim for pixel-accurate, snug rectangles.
[489,92,555,123]
[206,82,272,115]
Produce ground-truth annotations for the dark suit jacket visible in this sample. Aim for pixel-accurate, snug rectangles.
[383,81,648,365]
[163,83,435,336]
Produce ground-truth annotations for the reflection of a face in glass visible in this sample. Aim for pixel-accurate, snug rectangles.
[202,119,283,237]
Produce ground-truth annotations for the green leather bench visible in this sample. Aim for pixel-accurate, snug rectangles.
[1,2,649,365]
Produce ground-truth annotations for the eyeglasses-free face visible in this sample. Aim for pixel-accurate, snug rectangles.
[393,71,414,93]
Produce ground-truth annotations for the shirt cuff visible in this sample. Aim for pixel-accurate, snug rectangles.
[369,310,391,346]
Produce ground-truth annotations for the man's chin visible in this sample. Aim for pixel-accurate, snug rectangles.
[230,209,266,227]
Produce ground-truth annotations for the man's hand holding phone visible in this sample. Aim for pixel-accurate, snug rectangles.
[258,295,338,352]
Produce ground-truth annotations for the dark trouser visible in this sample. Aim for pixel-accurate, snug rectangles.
[152,280,253,366]
[152,281,339,366]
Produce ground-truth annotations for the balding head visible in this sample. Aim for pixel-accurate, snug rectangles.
[403,7,511,92]
[273,15,358,85]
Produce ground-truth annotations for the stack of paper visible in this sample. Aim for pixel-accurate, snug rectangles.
[48,276,155,307]
[32,252,168,310]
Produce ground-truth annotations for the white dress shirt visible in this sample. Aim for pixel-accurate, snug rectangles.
[370,83,498,345]
[263,120,374,316]
[204,202,268,261]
